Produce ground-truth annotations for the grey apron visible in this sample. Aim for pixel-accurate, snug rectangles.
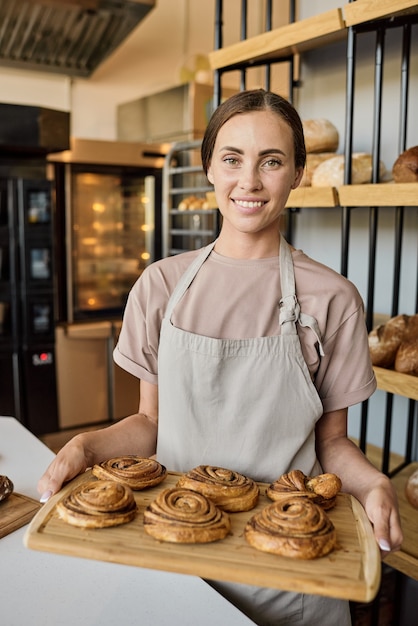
[157,236,351,626]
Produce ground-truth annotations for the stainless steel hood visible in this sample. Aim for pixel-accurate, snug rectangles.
[0,0,155,77]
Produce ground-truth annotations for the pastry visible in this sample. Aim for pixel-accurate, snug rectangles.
[392,146,418,182]
[244,497,336,559]
[176,465,259,512]
[311,152,387,187]
[405,468,418,508]
[302,119,339,153]
[266,470,341,510]
[368,314,409,368]
[92,456,167,490]
[56,479,137,528]
[0,475,13,502]
[143,487,231,543]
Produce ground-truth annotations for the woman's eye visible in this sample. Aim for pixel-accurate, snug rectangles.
[223,157,239,165]
[263,158,281,168]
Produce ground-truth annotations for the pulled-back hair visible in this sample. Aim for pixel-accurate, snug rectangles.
[201,89,306,174]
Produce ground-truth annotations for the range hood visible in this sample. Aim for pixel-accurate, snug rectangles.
[0,0,155,77]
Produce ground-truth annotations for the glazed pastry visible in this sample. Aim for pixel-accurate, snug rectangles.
[143,487,231,543]
[368,314,409,368]
[0,475,14,502]
[176,465,259,512]
[92,456,167,490]
[57,480,137,528]
[266,470,342,510]
[244,497,336,559]
[405,468,418,509]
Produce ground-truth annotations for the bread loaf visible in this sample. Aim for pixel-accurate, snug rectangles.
[311,153,387,187]
[394,314,418,376]
[300,153,337,187]
[368,314,409,368]
[406,468,418,508]
[302,119,339,153]
[392,146,418,183]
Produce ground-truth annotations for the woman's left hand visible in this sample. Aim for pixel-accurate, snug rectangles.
[361,475,403,556]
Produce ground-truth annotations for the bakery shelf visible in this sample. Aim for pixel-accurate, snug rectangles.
[338,183,418,207]
[286,187,339,208]
[209,9,345,70]
[343,0,418,28]
[373,367,418,402]
[385,462,418,580]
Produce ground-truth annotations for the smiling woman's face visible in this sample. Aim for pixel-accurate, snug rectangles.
[207,110,303,241]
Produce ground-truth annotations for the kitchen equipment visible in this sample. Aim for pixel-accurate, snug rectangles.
[25,470,381,603]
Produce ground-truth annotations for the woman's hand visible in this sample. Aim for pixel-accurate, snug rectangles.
[361,475,403,556]
[37,433,92,502]
[316,408,403,556]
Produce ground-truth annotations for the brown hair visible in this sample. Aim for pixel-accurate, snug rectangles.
[201,89,306,174]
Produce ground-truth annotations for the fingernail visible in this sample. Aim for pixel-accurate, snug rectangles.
[379,539,391,551]
[40,490,53,503]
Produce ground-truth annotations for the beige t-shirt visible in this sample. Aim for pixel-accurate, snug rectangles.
[114,246,376,413]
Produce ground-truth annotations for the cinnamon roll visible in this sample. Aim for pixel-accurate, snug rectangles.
[92,456,167,490]
[57,480,137,528]
[143,487,231,543]
[0,475,13,502]
[176,465,259,512]
[266,470,341,510]
[244,497,336,559]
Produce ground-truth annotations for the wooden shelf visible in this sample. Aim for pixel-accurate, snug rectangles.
[209,9,345,70]
[373,367,418,401]
[343,0,418,27]
[338,183,418,207]
[385,462,418,580]
[286,186,339,208]
[209,0,418,72]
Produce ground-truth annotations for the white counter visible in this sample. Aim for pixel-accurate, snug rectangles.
[0,417,254,626]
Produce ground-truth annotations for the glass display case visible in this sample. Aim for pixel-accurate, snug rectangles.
[69,169,155,320]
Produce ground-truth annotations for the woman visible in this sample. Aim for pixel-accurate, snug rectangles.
[39,90,402,625]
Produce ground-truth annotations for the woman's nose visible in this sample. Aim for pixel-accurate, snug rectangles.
[238,165,262,191]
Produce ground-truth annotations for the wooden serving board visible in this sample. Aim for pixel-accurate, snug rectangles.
[24,471,380,602]
[385,463,418,580]
[1,493,42,539]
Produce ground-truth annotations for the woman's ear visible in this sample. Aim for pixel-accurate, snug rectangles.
[207,166,214,185]
[291,167,304,190]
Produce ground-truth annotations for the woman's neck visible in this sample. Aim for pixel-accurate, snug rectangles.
[214,229,281,260]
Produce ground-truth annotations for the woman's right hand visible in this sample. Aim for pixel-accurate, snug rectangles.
[37,433,92,502]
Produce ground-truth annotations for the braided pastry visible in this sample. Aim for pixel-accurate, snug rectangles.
[144,487,231,543]
[176,465,259,512]
[266,470,341,510]
[0,475,13,502]
[244,497,336,559]
[57,480,137,528]
[92,456,167,490]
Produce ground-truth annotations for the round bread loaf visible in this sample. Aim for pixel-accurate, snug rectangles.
[300,153,337,187]
[405,468,418,508]
[302,119,339,153]
[392,146,418,183]
[311,153,387,187]
[394,314,418,376]
[368,314,409,368]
